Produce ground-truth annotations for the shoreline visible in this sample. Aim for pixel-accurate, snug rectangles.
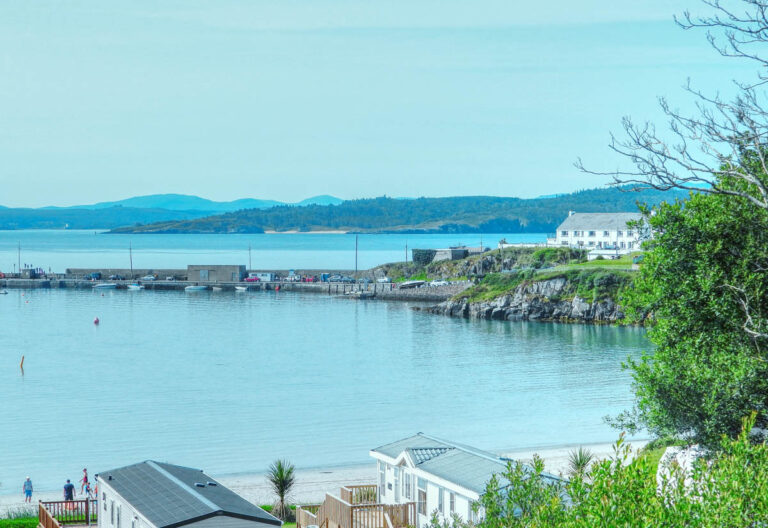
[0,440,649,516]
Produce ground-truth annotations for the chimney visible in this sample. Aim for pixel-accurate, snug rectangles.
[568,210,575,216]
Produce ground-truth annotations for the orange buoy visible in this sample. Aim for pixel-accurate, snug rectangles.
[94,317,100,325]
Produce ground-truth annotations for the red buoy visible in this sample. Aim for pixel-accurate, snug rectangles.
[94,317,100,325]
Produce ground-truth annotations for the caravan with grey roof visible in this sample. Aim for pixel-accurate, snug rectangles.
[369,433,561,528]
[96,461,281,528]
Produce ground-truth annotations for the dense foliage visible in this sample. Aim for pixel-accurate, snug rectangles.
[618,184,768,446]
[110,187,682,234]
[430,416,768,528]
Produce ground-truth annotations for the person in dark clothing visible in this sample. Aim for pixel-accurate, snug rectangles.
[63,479,75,501]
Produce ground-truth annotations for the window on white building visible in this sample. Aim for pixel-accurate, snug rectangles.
[468,501,476,523]
[438,487,444,513]
[627,230,633,236]
[110,501,114,525]
[561,241,568,246]
[588,241,595,246]
[379,463,385,497]
[560,230,568,236]
[603,230,609,236]
[588,231,596,237]
[117,506,121,528]
[617,230,623,237]
[103,494,107,511]
[404,472,412,500]
[417,479,427,515]
[450,492,455,513]
[628,242,634,249]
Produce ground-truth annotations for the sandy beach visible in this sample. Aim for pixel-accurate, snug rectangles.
[0,440,648,517]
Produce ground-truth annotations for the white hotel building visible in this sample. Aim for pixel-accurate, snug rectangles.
[549,212,643,252]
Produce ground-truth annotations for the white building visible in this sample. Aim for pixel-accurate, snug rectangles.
[96,460,282,528]
[550,212,643,251]
[370,433,560,528]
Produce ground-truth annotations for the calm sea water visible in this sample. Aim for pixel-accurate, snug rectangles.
[0,287,648,494]
[0,230,546,273]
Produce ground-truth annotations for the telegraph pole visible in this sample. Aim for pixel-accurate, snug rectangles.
[354,235,358,280]
[17,242,21,277]
[405,242,408,264]
[248,244,252,271]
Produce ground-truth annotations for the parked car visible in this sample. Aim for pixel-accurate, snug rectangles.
[89,272,102,280]
[430,280,449,287]
[141,275,156,281]
[328,274,343,282]
[244,276,261,282]
[376,277,392,283]
[108,274,124,281]
[166,276,176,281]
[357,278,372,284]
[302,276,318,282]
[339,276,355,283]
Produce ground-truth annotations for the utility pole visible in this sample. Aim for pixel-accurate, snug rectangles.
[405,242,408,264]
[17,242,21,277]
[354,235,358,280]
[248,244,252,271]
[129,240,134,278]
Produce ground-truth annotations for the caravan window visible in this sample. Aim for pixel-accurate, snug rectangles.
[449,492,455,513]
[438,487,444,513]
[417,479,427,515]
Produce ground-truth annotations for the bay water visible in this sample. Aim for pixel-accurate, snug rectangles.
[0,230,649,496]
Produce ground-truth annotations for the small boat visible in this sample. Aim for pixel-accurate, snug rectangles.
[94,283,117,290]
[126,284,145,290]
[212,286,223,292]
[0,290,8,295]
[185,285,209,292]
[235,286,249,292]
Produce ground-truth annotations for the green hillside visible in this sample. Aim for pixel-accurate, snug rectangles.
[110,187,685,234]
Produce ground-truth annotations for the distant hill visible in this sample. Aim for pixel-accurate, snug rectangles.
[0,206,206,230]
[38,193,343,212]
[109,187,687,234]
[0,194,345,229]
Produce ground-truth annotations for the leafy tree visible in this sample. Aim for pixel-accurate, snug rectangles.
[267,459,295,521]
[615,180,768,447]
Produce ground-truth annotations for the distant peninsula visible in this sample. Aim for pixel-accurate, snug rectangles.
[108,187,684,234]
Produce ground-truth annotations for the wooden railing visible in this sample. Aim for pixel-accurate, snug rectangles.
[341,485,378,505]
[297,486,414,528]
[296,504,321,528]
[39,500,97,526]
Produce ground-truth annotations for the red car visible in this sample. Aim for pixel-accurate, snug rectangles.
[244,276,261,282]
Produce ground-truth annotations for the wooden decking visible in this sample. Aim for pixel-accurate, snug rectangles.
[38,500,97,528]
[296,485,415,528]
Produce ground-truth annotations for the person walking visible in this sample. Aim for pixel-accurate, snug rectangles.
[80,468,88,493]
[22,477,33,503]
[63,479,75,501]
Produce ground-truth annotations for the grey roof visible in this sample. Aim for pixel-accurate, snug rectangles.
[557,212,642,231]
[98,461,281,528]
[372,433,562,494]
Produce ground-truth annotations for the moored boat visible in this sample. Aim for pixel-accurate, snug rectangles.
[126,283,145,290]
[185,285,209,291]
[94,283,117,290]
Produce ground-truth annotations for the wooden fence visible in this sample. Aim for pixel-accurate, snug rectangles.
[39,500,97,526]
[296,487,414,528]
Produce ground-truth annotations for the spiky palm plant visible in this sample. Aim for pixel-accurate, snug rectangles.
[567,447,594,478]
[268,459,296,521]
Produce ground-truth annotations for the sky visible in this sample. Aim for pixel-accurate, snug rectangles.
[0,0,760,207]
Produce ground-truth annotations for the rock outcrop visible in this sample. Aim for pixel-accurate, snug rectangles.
[424,276,624,323]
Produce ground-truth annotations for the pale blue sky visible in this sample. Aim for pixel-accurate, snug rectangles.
[0,0,757,207]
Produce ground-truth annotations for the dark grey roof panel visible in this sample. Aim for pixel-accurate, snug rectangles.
[99,461,280,528]
[407,447,453,464]
[185,515,283,528]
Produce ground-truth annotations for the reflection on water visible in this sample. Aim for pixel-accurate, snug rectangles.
[0,288,648,493]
